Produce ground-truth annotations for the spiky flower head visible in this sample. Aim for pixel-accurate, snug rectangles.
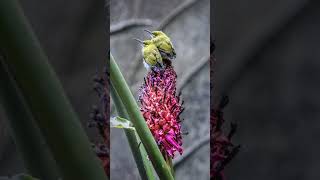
[139,65,184,158]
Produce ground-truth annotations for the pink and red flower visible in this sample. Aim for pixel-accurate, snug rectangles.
[139,65,184,158]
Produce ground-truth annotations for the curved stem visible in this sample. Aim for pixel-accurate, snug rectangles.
[110,53,174,179]
[111,84,155,180]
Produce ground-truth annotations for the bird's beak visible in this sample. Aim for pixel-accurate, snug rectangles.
[143,29,154,38]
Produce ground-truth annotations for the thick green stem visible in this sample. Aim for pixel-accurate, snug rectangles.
[0,58,59,180]
[0,0,108,179]
[165,154,174,177]
[110,83,155,180]
[109,53,174,179]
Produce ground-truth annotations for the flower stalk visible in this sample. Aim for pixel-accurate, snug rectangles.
[109,53,174,179]
[110,82,155,180]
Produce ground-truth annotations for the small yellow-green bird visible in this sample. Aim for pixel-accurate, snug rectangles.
[134,38,164,70]
[144,30,176,60]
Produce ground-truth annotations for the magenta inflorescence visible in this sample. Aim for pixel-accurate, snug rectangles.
[139,66,184,158]
[211,96,240,180]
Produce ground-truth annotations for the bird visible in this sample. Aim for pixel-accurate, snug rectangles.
[144,30,176,61]
[134,38,164,70]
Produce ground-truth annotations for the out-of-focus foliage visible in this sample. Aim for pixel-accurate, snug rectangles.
[0,0,106,176]
[215,1,320,179]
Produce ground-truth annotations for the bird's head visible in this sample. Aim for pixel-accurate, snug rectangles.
[151,31,165,37]
[144,29,166,37]
[143,40,153,46]
[133,38,152,47]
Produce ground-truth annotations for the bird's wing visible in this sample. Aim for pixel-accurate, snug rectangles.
[154,50,163,64]
[160,41,171,53]
[148,51,157,65]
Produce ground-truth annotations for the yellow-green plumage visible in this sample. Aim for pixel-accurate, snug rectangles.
[149,31,176,60]
[142,40,163,69]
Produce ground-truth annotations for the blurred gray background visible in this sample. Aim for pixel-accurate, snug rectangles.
[110,0,210,179]
[215,0,320,179]
[0,0,106,176]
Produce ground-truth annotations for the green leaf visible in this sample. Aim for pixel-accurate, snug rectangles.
[110,116,135,130]
[0,58,60,180]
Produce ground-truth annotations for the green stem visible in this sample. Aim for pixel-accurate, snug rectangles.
[109,53,174,179]
[110,83,155,180]
[165,155,174,177]
[0,0,108,179]
[0,58,59,180]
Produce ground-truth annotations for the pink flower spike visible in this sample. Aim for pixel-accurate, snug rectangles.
[139,65,184,158]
